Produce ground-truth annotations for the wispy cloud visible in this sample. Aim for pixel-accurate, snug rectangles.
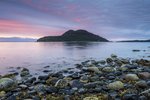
[0,0,150,40]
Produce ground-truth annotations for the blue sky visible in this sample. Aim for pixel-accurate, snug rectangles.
[0,0,150,40]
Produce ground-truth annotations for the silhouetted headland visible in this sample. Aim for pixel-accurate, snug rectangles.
[37,29,109,42]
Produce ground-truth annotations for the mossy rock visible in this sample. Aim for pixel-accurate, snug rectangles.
[0,78,16,91]
[2,73,18,79]
[108,81,124,90]
[102,67,115,72]
[46,77,59,86]
[87,67,102,74]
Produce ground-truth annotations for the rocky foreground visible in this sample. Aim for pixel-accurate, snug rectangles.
[0,55,150,100]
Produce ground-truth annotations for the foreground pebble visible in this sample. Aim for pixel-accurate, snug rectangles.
[108,81,124,90]
[0,55,150,100]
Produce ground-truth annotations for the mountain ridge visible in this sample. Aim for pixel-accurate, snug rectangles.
[37,29,109,42]
[0,37,36,42]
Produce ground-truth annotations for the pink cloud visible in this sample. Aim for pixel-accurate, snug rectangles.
[0,19,64,38]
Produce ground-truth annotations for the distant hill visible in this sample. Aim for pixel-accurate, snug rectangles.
[0,37,36,42]
[119,39,150,42]
[37,29,109,42]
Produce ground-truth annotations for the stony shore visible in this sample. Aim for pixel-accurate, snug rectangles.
[0,54,150,100]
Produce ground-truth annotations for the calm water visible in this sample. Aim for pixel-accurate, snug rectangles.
[0,42,150,75]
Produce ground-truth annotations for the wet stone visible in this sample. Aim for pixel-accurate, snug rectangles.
[69,80,84,89]
[38,75,49,80]
[122,94,139,100]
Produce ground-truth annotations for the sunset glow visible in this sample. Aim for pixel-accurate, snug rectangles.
[0,0,150,40]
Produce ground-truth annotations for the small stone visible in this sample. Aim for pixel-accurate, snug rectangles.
[54,79,68,88]
[87,67,102,74]
[132,49,140,52]
[108,81,124,90]
[69,80,84,89]
[84,82,98,89]
[78,88,87,94]
[139,96,148,100]
[43,70,52,73]
[38,75,49,80]
[80,75,89,83]
[46,77,59,86]
[102,67,115,72]
[122,94,138,100]
[111,54,117,58]
[135,80,147,88]
[2,73,18,78]
[83,97,98,100]
[64,95,70,100]
[118,65,128,71]
[99,60,106,65]
[20,68,30,77]
[43,66,50,68]
[147,81,150,86]
[125,74,139,81]
[19,84,28,89]
[0,91,6,97]
[138,72,150,79]
[70,72,80,79]
[106,58,113,63]
[35,84,47,94]
[46,86,57,93]
[108,76,115,80]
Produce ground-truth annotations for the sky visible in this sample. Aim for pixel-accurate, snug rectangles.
[0,0,150,40]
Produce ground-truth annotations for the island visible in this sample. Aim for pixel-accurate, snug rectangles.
[37,29,109,42]
[119,39,150,42]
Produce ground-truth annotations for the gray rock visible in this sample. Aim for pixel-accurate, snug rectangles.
[35,84,47,94]
[102,67,115,72]
[135,80,147,88]
[138,72,150,79]
[80,75,89,83]
[106,58,113,63]
[54,79,68,88]
[38,75,49,80]
[0,78,15,91]
[108,81,124,90]
[125,74,139,81]
[19,84,28,89]
[87,67,102,74]
[111,54,117,58]
[69,80,84,89]
[122,94,138,100]
[20,68,30,77]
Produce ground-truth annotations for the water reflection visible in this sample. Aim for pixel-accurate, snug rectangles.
[0,42,149,74]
